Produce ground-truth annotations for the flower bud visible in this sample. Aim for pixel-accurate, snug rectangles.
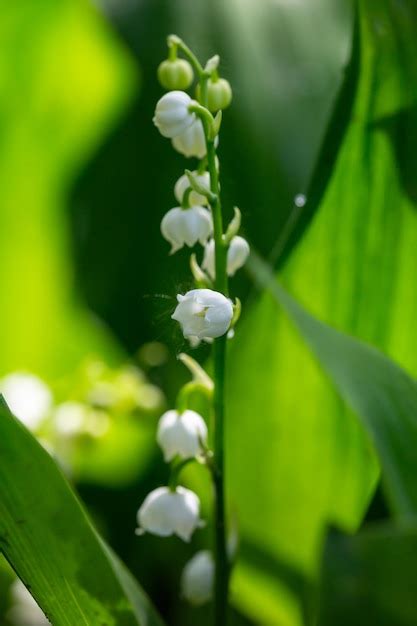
[181,550,214,606]
[202,236,250,279]
[197,78,233,111]
[172,288,233,340]
[157,409,207,461]
[153,91,196,138]
[161,206,212,254]
[157,59,194,90]
[175,171,210,207]
[136,486,203,542]
[172,118,206,158]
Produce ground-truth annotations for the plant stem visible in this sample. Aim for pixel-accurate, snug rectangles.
[207,136,229,623]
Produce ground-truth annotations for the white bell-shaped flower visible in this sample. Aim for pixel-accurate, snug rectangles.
[172,118,207,158]
[153,91,196,138]
[181,550,214,606]
[136,486,203,542]
[157,409,207,462]
[161,206,212,254]
[1,373,52,431]
[203,236,250,279]
[172,289,233,340]
[174,171,210,207]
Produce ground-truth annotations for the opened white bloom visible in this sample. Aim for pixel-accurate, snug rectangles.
[172,118,207,158]
[161,206,212,254]
[173,289,233,340]
[174,171,210,206]
[203,236,250,279]
[1,373,52,431]
[137,486,203,541]
[181,550,214,606]
[7,580,50,626]
[153,91,196,138]
[157,409,207,462]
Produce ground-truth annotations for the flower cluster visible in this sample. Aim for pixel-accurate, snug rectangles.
[135,35,250,608]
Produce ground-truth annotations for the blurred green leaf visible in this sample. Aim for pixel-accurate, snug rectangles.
[318,523,417,626]
[227,0,417,623]
[0,397,164,626]
[0,0,136,379]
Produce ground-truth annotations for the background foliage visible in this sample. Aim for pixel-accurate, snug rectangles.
[1,0,417,624]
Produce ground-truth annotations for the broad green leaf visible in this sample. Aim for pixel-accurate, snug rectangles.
[0,0,136,380]
[251,254,417,519]
[0,397,164,626]
[228,0,417,623]
[318,523,417,626]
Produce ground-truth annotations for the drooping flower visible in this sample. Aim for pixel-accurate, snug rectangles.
[203,236,250,279]
[136,486,203,542]
[172,118,207,158]
[157,59,194,90]
[161,206,212,253]
[172,289,233,340]
[153,91,196,138]
[1,372,52,431]
[157,409,207,462]
[174,171,210,207]
[181,550,214,606]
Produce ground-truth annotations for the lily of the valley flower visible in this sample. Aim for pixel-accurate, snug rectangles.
[153,91,196,138]
[136,486,203,542]
[181,550,214,606]
[203,236,250,279]
[161,206,213,254]
[1,373,52,431]
[157,409,207,461]
[172,288,233,340]
[174,171,210,207]
[172,118,207,158]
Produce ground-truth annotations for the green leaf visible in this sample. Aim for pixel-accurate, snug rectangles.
[318,523,417,626]
[0,397,164,626]
[250,253,417,519]
[228,0,417,622]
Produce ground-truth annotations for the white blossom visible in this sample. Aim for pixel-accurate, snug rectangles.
[1,373,52,431]
[172,289,233,340]
[174,171,210,207]
[7,580,50,625]
[153,91,196,138]
[136,486,203,542]
[181,550,214,606]
[157,409,207,462]
[161,206,212,254]
[172,118,207,158]
[203,236,250,279]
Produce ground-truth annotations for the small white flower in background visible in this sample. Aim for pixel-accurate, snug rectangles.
[172,119,207,158]
[174,171,210,207]
[181,550,214,606]
[161,206,212,254]
[153,91,196,138]
[53,402,87,436]
[7,580,50,625]
[137,486,203,542]
[172,289,233,340]
[203,236,250,279]
[1,372,52,431]
[157,409,207,462]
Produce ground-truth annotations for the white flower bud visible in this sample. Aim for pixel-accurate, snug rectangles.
[174,171,210,206]
[157,409,207,462]
[203,236,250,279]
[1,373,52,431]
[136,486,203,542]
[181,550,214,606]
[153,91,196,138]
[172,289,233,340]
[161,207,212,254]
[172,119,207,158]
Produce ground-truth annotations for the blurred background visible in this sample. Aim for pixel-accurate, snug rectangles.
[2,0,417,624]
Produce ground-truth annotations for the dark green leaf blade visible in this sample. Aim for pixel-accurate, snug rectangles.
[0,397,164,626]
